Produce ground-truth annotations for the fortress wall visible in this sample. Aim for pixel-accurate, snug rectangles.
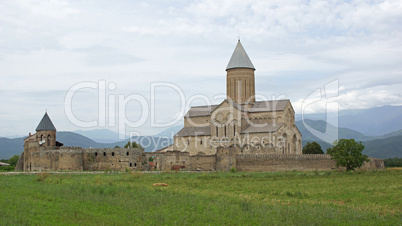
[25,147,145,171]
[29,149,84,171]
[155,151,190,170]
[235,154,384,172]
[189,155,216,171]
[83,148,145,171]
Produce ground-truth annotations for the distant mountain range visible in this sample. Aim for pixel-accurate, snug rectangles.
[296,105,402,136]
[73,129,127,143]
[1,105,401,159]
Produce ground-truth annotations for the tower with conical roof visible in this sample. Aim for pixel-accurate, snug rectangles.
[35,112,57,147]
[226,40,256,104]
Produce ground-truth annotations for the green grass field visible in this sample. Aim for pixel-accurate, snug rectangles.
[1,170,401,225]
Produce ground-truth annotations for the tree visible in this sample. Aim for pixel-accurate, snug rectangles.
[327,139,369,171]
[7,155,20,166]
[124,141,140,149]
[302,142,324,154]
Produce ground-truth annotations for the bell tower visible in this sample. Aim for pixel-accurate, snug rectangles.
[226,40,255,103]
[35,112,57,147]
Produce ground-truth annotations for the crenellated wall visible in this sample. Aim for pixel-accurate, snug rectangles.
[153,148,384,172]
[19,142,384,172]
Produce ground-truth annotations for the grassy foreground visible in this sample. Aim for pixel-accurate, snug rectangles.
[0,170,401,225]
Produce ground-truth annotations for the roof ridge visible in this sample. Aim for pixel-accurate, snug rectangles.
[191,104,218,108]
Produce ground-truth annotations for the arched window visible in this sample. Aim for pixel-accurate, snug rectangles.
[224,126,227,137]
[233,125,236,136]
[216,126,219,137]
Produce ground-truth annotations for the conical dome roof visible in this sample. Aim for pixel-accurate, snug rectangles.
[36,112,56,131]
[226,40,255,71]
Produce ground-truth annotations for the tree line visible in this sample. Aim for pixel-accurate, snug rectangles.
[303,140,402,169]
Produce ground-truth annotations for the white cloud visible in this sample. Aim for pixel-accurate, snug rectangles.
[0,0,401,136]
[15,0,80,19]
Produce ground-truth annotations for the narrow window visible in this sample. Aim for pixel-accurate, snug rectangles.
[95,152,98,156]
[47,135,50,146]
[187,139,190,145]
[129,163,132,167]
[103,152,106,156]
[224,126,227,137]
[233,125,236,136]
[134,163,137,167]
[112,152,115,156]
[245,80,247,98]
[127,152,129,156]
[216,126,219,136]
[200,139,202,145]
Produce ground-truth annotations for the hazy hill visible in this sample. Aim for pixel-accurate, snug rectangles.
[74,129,126,143]
[296,105,402,136]
[57,132,108,148]
[378,129,402,139]
[295,119,373,142]
[297,120,402,158]
[362,136,402,159]
[154,125,183,138]
[0,137,24,159]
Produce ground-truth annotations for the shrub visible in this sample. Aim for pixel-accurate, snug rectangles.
[35,172,50,182]
[230,167,237,173]
[384,157,402,167]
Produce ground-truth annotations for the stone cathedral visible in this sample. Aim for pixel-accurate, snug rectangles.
[171,40,303,156]
[18,40,384,172]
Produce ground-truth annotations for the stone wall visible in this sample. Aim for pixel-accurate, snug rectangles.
[21,146,145,172]
[20,143,384,172]
[29,148,84,171]
[189,155,216,171]
[235,154,385,172]
[154,151,190,170]
[83,148,145,171]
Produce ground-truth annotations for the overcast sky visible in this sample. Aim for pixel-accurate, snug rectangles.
[0,0,401,137]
